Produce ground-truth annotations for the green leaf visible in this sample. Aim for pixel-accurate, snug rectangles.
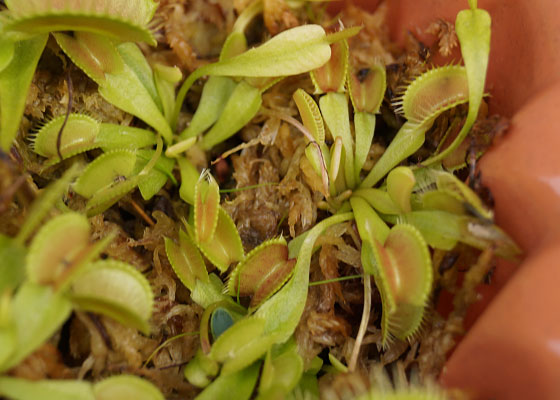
[352,188,400,216]
[85,177,140,217]
[178,157,199,205]
[210,318,275,374]
[391,210,521,260]
[70,260,154,334]
[0,235,27,292]
[329,137,343,184]
[180,76,237,139]
[98,123,156,151]
[191,274,232,309]
[195,361,260,400]
[420,190,467,215]
[93,375,164,400]
[0,325,16,371]
[153,64,182,124]
[320,92,355,188]
[360,121,427,189]
[422,6,491,165]
[135,149,176,200]
[1,283,72,372]
[0,291,16,367]
[117,42,162,110]
[0,37,15,73]
[200,80,262,150]
[432,169,493,220]
[0,34,48,151]
[184,349,219,388]
[350,196,390,247]
[259,346,304,396]
[4,0,158,45]
[16,164,81,244]
[0,377,95,400]
[353,111,376,180]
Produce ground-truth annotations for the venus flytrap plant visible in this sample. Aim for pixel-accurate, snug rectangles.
[165,230,209,292]
[0,35,15,73]
[171,24,362,129]
[203,213,353,377]
[360,65,470,188]
[351,196,433,346]
[360,1,491,186]
[419,169,493,220]
[199,80,263,150]
[0,0,165,151]
[1,217,154,374]
[53,31,173,142]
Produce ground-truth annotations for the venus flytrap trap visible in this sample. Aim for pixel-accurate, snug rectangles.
[30,113,157,165]
[2,0,158,45]
[349,63,387,182]
[227,237,296,309]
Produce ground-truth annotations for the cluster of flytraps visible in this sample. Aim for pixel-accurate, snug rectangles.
[0,0,520,399]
